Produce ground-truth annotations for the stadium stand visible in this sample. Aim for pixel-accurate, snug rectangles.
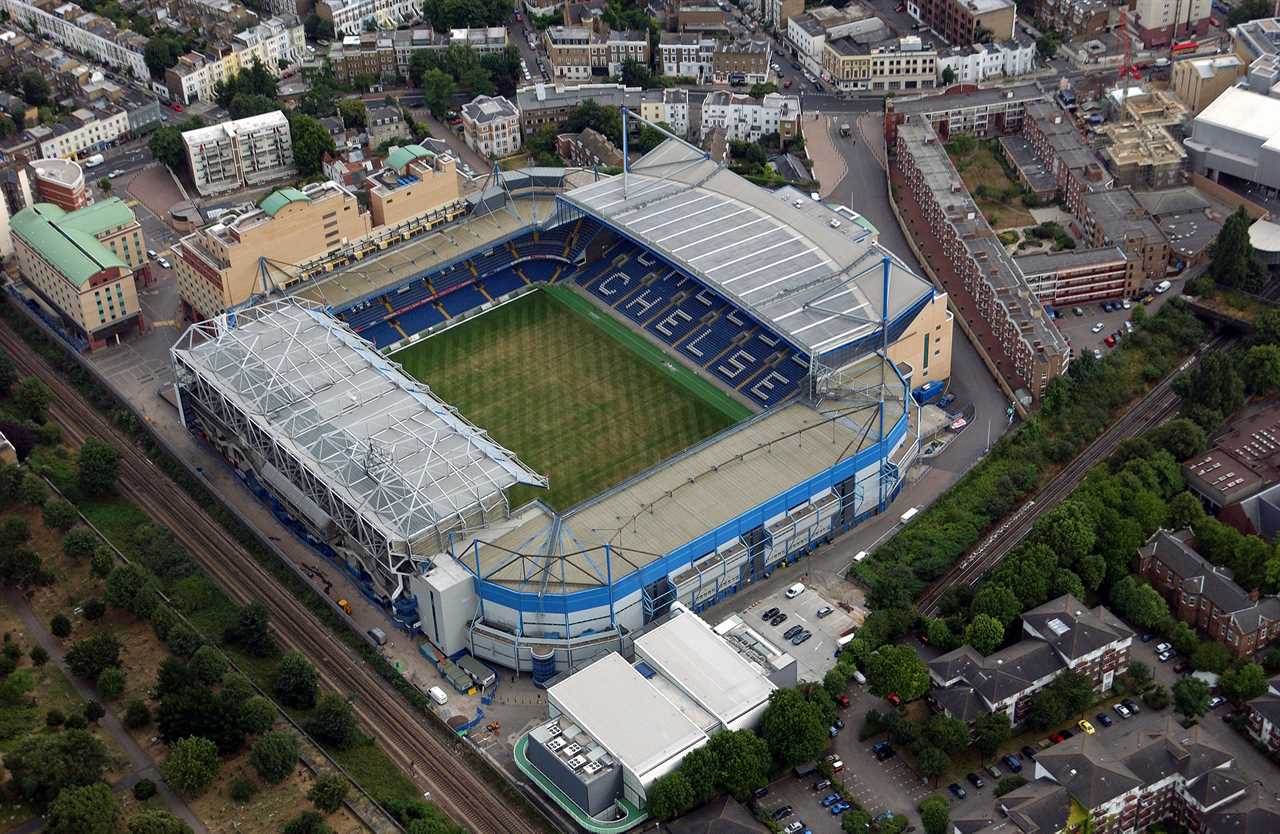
[361,320,401,349]
[441,285,487,317]
[482,269,525,298]
[397,302,445,334]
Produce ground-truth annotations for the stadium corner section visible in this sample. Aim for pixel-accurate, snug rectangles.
[541,285,753,425]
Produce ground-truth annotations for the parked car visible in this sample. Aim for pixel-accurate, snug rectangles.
[770,613,787,626]
[830,802,850,815]
[1096,713,1113,728]
[1021,745,1038,760]
[1003,754,1022,773]
[1091,322,1105,333]
[937,393,957,409]
[1209,696,1227,709]
[1114,702,1132,719]
[1141,633,1155,642]
[1059,729,1073,740]
[1073,307,1084,316]
[783,818,805,834]
[785,582,805,599]
[1078,720,1096,735]
[948,783,968,800]
[157,257,171,269]
[1105,334,1116,347]
[813,779,831,791]
[1157,648,1174,662]
[1050,732,1066,744]
[1173,660,1192,674]
[772,805,793,820]
[816,606,833,618]
[986,764,1002,779]
[967,773,985,788]
[784,625,804,639]
[762,607,780,620]
[835,694,850,708]
[821,793,841,807]
[1154,642,1171,653]
[1122,699,1140,715]
[792,631,812,645]
[752,787,769,800]
[829,724,841,737]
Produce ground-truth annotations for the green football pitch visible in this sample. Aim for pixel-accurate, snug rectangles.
[391,286,752,511]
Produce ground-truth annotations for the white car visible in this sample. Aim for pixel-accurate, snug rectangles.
[157,257,171,269]
[1154,642,1171,654]
[1091,322,1104,333]
[1208,696,1226,709]
[785,582,805,599]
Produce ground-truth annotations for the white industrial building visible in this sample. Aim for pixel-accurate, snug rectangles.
[1184,85,1280,194]
[518,605,777,825]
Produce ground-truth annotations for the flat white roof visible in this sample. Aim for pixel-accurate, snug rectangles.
[634,608,776,727]
[548,653,706,780]
[1195,86,1280,140]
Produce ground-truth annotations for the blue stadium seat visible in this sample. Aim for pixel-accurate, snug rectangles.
[680,311,749,366]
[590,269,642,305]
[647,290,721,345]
[389,280,432,310]
[566,217,603,260]
[617,271,681,325]
[397,303,445,336]
[440,286,487,317]
[361,321,400,349]
[520,261,560,283]
[433,268,473,294]
[471,250,511,277]
[342,301,389,330]
[483,269,525,298]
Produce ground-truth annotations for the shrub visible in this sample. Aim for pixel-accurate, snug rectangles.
[90,548,114,579]
[42,498,77,531]
[133,779,157,801]
[30,645,48,666]
[995,775,1027,796]
[0,515,30,546]
[46,708,65,727]
[62,527,99,560]
[307,773,349,813]
[124,699,151,729]
[97,667,126,701]
[228,775,257,803]
[162,736,219,797]
[64,715,87,730]
[82,598,106,620]
[281,811,331,834]
[250,731,299,784]
[84,700,105,723]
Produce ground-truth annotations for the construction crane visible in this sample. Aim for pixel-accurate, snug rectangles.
[1115,5,1143,125]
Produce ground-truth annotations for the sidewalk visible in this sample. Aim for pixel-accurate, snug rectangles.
[3,589,208,834]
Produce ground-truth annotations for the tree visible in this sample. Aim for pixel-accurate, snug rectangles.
[149,126,185,170]
[0,668,33,704]
[62,527,99,560]
[306,692,358,749]
[824,667,848,699]
[43,498,77,530]
[97,666,126,701]
[228,93,277,120]
[0,545,43,587]
[188,645,228,685]
[966,613,1005,655]
[646,770,693,819]
[46,782,114,834]
[99,177,112,194]
[289,113,336,178]
[758,688,829,766]
[0,354,16,395]
[308,773,349,813]
[1210,206,1262,292]
[678,746,719,805]
[20,70,50,105]
[274,652,318,709]
[1146,418,1206,460]
[66,632,121,680]
[915,745,950,785]
[1109,576,1170,630]
[941,66,957,85]
[250,731,299,784]
[1175,352,1245,430]
[106,562,158,620]
[282,812,332,834]
[1191,641,1234,675]
[50,613,72,638]
[970,583,1023,626]
[421,68,456,117]
[973,712,1012,759]
[1220,662,1268,702]
[162,736,219,796]
[707,729,770,801]
[924,714,970,754]
[1228,0,1271,23]
[337,97,367,128]
[919,795,950,834]
[126,809,194,834]
[1173,677,1211,722]
[125,700,151,729]
[224,602,276,657]
[995,775,1027,796]
[157,687,246,754]
[1242,345,1280,396]
[2,729,107,806]
[866,645,930,701]
[240,695,277,735]
[1143,683,1170,710]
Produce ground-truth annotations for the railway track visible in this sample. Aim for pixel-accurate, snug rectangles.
[0,324,545,834]
[917,333,1234,617]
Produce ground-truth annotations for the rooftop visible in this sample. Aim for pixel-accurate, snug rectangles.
[182,110,289,146]
[29,157,84,188]
[892,83,1044,116]
[1082,189,1164,244]
[1013,246,1130,276]
[11,198,135,287]
[1193,85,1280,140]
[516,82,642,110]
[462,95,519,124]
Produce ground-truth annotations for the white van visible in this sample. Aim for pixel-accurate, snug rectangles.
[785,582,805,599]
[1155,280,1172,294]
[428,686,448,705]
[853,550,869,563]
[852,670,867,685]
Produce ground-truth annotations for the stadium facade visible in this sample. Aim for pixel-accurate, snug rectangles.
[172,134,954,679]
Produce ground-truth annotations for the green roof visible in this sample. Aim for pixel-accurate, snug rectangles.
[260,188,311,216]
[11,201,132,288]
[386,144,434,172]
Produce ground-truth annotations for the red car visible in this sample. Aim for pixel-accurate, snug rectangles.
[886,693,902,707]
[170,102,183,112]
[1105,334,1116,347]
[836,694,850,708]
[1050,732,1066,743]
[895,2,906,10]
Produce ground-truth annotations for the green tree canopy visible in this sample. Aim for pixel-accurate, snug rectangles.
[758,688,829,766]
[919,794,950,834]
[66,632,121,681]
[706,729,770,801]
[1172,676,1211,721]
[162,736,220,797]
[646,770,694,819]
[866,645,930,701]
[46,782,114,834]
[1220,662,1268,702]
[2,729,107,806]
[966,613,1005,655]
[972,712,1012,759]
[305,692,359,749]
[274,652,319,709]
[288,113,336,178]
[126,809,194,834]
[250,731,299,784]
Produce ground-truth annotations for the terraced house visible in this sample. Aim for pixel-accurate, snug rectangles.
[929,594,1131,725]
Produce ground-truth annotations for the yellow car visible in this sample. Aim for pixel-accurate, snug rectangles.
[1078,719,1096,735]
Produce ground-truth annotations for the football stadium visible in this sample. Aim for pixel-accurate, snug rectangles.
[170,130,954,679]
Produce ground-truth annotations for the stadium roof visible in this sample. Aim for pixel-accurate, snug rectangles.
[171,299,545,548]
[560,139,933,358]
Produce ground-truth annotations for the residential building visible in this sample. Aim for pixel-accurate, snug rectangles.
[164,16,306,105]
[1131,0,1211,46]
[0,0,149,80]
[1133,188,1220,268]
[1018,99,1112,217]
[1182,403,1280,511]
[604,29,649,75]
[936,37,1036,84]
[522,0,562,19]
[316,0,419,35]
[1138,529,1280,657]
[1078,189,1170,290]
[325,29,444,85]
[822,35,937,94]
[556,127,624,167]
[884,83,1044,145]
[11,198,144,348]
[32,104,129,162]
[658,31,715,82]
[322,147,379,187]
[164,0,259,43]
[1173,55,1246,115]
[516,83,643,135]
[894,118,1069,401]
[366,104,408,148]
[929,593,1131,725]
[366,142,462,229]
[711,38,771,85]
[182,111,294,197]
[461,95,521,158]
[1034,0,1109,38]
[1014,247,1138,306]
[907,0,1015,47]
[787,5,882,77]
[765,0,803,33]
[639,88,689,136]
[543,25,649,79]
[674,0,729,33]
[174,182,372,319]
[449,26,507,54]
[1185,86,1280,194]
[29,158,90,212]
[1245,674,1280,753]
[700,91,801,143]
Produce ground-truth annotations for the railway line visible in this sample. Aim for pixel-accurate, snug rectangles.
[917,333,1234,617]
[0,323,547,834]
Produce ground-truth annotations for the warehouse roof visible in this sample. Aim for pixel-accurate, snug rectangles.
[1194,86,1280,140]
[11,199,133,286]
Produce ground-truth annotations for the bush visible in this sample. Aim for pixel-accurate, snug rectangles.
[62,527,99,560]
[0,515,30,546]
[42,498,77,531]
[1144,684,1171,711]
[66,632,121,680]
[90,548,114,579]
[229,775,257,802]
[307,773,349,813]
[133,779,157,800]
[30,645,48,666]
[188,646,227,685]
[46,708,65,727]
[240,696,277,736]
[281,812,331,834]
[995,775,1027,796]
[64,714,87,730]
[124,699,152,729]
[250,731,299,784]
[82,598,106,620]
[162,736,220,797]
[97,667,126,701]
[84,700,105,723]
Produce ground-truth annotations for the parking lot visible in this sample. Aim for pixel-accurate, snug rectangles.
[1053,272,1190,360]
[738,585,858,682]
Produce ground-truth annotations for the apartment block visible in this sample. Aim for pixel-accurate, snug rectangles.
[1078,189,1170,290]
[165,0,259,43]
[659,31,715,81]
[543,25,648,79]
[936,37,1036,84]
[787,5,881,77]
[766,0,804,32]
[316,0,419,35]
[366,143,461,230]
[29,158,90,212]
[165,15,305,105]
[700,91,801,143]
[1246,674,1280,753]
[366,104,409,148]
[907,0,1015,47]
[11,198,144,348]
[175,182,372,319]
[32,104,129,161]
[325,29,444,85]
[0,0,149,80]
[674,1,729,33]
[449,26,507,54]
[556,127,623,167]
[639,88,690,137]
[711,39,771,85]
[183,111,294,197]
[884,83,1044,145]
[516,83,642,135]
[1018,99,1112,217]
[1035,0,1109,37]
[461,95,522,158]
[894,118,1069,401]
[822,35,937,94]
[1014,247,1138,306]
[929,593,1131,725]
[1139,529,1280,657]
[1131,0,1211,46]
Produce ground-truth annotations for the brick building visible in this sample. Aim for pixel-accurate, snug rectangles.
[1078,189,1170,292]
[1138,529,1280,657]
[1013,247,1139,306]
[1018,99,1112,217]
[907,0,1015,47]
[1183,404,1280,512]
[1246,674,1280,753]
